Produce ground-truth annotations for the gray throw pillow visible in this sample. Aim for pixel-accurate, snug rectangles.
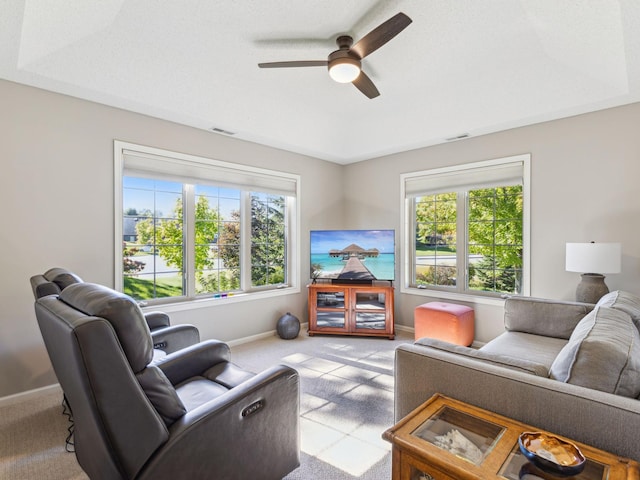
[549,306,640,398]
[596,290,640,332]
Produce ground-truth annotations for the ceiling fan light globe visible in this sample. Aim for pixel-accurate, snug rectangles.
[329,61,360,83]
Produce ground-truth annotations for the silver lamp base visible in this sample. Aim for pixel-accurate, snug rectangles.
[575,273,609,304]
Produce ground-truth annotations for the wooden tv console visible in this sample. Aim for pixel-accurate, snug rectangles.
[307,283,394,339]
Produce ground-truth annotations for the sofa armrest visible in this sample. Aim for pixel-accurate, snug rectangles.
[504,296,594,339]
[415,338,549,376]
[139,365,300,479]
[154,340,231,385]
[150,324,200,354]
[395,343,640,462]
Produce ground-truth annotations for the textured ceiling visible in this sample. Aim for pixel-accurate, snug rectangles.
[1,0,639,164]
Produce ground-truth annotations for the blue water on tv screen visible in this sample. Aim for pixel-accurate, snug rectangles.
[310,229,395,282]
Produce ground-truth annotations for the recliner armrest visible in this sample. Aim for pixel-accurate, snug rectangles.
[154,340,231,385]
[144,311,171,330]
[139,364,300,479]
[150,324,200,354]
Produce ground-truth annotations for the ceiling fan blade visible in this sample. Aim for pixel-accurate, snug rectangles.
[352,71,380,99]
[351,12,412,59]
[258,60,327,68]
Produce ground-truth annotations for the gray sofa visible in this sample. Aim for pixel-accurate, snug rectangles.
[395,291,640,462]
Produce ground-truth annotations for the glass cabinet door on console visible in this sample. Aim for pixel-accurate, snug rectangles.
[354,290,389,332]
[314,290,346,331]
[308,284,394,339]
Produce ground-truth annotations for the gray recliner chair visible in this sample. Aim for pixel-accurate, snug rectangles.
[30,268,200,354]
[34,282,300,480]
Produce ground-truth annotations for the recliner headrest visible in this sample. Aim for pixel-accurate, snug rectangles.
[43,267,83,290]
[60,283,153,372]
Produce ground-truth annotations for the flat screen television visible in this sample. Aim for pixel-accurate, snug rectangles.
[310,229,395,284]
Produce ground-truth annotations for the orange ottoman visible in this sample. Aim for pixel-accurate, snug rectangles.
[414,302,474,346]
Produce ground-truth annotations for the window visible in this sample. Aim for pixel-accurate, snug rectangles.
[115,141,299,304]
[401,155,530,298]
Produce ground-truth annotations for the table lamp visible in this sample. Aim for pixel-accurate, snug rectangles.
[565,242,621,304]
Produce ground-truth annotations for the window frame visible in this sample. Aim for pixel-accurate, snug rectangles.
[400,154,531,304]
[114,140,300,308]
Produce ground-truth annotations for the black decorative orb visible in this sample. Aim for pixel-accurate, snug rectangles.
[277,312,300,340]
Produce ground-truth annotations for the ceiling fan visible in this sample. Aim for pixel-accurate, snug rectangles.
[258,12,412,99]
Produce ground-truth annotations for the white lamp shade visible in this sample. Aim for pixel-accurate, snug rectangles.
[565,242,621,274]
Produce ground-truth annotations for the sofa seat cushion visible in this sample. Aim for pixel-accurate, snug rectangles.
[597,290,640,332]
[416,338,549,376]
[480,331,568,371]
[549,306,640,398]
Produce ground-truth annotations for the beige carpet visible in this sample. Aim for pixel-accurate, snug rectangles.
[0,331,413,479]
[0,388,88,479]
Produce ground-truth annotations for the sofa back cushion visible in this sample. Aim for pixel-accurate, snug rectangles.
[504,296,593,340]
[549,306,640,398]
[480,331,567,371]
[596,290,640,332]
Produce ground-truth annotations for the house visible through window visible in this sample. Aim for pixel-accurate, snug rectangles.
[401,154,530,297]
[115,141,299,304]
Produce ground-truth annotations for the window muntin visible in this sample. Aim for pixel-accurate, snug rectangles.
[193,185,241,295]
[467,185,523,294]
[415,192,457,288]
[116,141,299,305]
[251,192,287,287]
[123,178,185,299]
[403,155,529,298]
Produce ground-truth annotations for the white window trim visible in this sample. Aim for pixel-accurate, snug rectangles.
[399,154,531,303]
[114,140,301,308]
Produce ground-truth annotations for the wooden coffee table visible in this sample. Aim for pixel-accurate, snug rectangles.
[383,394,640,480]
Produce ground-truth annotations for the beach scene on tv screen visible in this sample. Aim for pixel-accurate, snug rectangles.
[310,230,395,281]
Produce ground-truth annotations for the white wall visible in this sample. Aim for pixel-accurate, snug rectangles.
[345,102,640,342]
[0,79,344,397]
[2,76,639,397]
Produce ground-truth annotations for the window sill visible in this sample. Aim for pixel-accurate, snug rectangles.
[400,285,507,307]
[140,284,301,314]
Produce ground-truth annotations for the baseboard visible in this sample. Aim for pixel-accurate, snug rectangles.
[395,324,414,334]
[226,322,310,347]
[0,383,61,407]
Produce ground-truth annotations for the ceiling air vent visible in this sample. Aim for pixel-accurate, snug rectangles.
[210,127,236,135]
[445,133,470,141]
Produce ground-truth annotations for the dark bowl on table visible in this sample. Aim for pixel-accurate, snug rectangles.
[518,432,586,477]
